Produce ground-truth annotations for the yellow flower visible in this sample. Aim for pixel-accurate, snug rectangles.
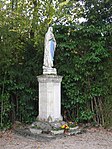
[61,125,65,129]
[61,124,69,129]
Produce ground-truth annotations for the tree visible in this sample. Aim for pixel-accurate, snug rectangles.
[54,0,112,125]
[83,0,112,126]
[0,0,83,129]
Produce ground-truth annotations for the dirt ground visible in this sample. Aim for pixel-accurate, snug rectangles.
[0,127,112,149]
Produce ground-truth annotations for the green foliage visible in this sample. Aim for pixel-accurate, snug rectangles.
[54,12,111,123]
[103,57,112,128]
[0,92,11,129]
[54,0,112,124]
[0,1,39,129]
[79,111,94,122]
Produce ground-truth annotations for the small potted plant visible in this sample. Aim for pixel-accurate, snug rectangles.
[61,124,69,134]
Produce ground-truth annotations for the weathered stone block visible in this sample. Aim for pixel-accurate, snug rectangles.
[37,75,63,122]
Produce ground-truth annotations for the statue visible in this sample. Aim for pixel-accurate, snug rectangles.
[43,27,56,69]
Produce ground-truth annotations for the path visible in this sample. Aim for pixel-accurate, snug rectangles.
[0,127,112,149]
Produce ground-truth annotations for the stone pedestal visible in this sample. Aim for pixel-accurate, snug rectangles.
[43,66,57,75]
[37,75,63,122]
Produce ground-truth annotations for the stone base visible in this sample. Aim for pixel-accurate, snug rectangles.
[31,121,66,133]
[37,75,63,122]
[43,66,57,75]
[14,121,82,139]
[37,115,63,123]
[30,121,80,135]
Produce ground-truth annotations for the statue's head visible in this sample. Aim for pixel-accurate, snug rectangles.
[48,27,53,32]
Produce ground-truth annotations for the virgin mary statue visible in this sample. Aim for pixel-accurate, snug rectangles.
[43,27,56,68]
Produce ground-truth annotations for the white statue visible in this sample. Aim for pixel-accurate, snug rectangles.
[43,27,56,69]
